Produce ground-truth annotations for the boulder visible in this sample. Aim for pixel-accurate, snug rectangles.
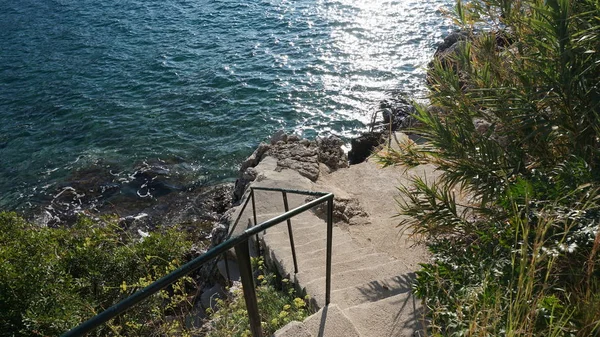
[234,132,350,200]
[427,29,514,87]
[234,143,271,201]
[317,136,349,171]
[268,140,320,181]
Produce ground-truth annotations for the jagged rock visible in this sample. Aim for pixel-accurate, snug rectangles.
[271,130,288,144]
[234,143,272,201]
[348,132,385,164]
[210,222,229,247]
[428,29,514,87]
[317,136,349,171]
[269,140,320,181]
[287,134,301,142]
[240,142,271,172]
[309,195,368,224]
[235,132,348,199]
[434,30,470,58]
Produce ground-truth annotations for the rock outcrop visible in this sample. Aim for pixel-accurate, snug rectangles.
[234,132,348,201]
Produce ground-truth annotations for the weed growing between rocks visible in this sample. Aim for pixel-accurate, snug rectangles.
[378,0,600,335]
[205,257,311,337]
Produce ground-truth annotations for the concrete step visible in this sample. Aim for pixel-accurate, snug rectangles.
[343,292,425,337]
[297,247,375,271]
[264,222,325,238]
[264,233,354,256]
[273,321,313,337]
[263,224,331,245]
[269,236,353,260]
[300,253,394,276]
[302,259,411,294]
[263,237,371,275]
[303,305,361,337]
[333,273,417,310]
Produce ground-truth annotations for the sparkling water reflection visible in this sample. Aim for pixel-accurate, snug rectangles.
[0,0,453,211]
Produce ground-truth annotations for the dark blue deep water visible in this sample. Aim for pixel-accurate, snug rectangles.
[0,0,452,213]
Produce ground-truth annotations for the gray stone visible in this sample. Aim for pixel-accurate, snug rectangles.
[309,195,367,224]
[288,134,301,142]
[239,142,271,172]
[242,167,258,181]
[271,130,288,145]
[317,136,349,171]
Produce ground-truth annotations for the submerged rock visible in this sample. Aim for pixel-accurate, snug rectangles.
[35,158,235,232]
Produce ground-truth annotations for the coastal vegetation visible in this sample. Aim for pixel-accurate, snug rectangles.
[379,0,600,335]
[0,212,200,336]
[0,212,310,336]
[205,257,311,337]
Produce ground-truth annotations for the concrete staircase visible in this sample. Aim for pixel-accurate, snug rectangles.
[261,211,423,337]
[229,145,434,337]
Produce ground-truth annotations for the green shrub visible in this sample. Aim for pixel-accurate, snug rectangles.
[0,212,198,337]
[378,0,600,335]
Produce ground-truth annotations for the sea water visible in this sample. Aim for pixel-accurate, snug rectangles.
[0,0,453,213]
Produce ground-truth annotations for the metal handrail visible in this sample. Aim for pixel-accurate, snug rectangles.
[62,187,334,337]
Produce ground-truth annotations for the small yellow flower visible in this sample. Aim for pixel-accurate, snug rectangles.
[279,310,288,318]
[120,281,127,292]
[257,275,265,280]
[283,304,291,311]
[294,297,306,308]
[282,278,289,283]
[271,318,278,326]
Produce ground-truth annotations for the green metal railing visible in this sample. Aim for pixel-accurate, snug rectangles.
[62,187,334,337]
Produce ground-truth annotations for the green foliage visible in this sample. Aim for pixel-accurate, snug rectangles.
[206,257,311,337]
[380,0,600,335]
[0,212,198,337]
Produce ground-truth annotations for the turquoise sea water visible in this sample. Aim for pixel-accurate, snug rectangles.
[0,0,452,213]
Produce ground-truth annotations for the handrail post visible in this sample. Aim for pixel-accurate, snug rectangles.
[251,188,258,227]
[251,188,260,253]
[222,253,232,285]
[282,191,299,274]
[326,196,334,305]
[235,241,263,337]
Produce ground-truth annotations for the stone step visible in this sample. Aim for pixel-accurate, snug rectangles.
[263,237,371,275]
[262,228,353,252]
[343,292,425,337]
[273,321,313,337]
[263,222,324,238]
[302,259,411,294]
[303,305,361,337]
[264,233,354,257]
[297,247,375,271]
[262,224,332,245]
[299,252,394,276]
[315,273,417,310]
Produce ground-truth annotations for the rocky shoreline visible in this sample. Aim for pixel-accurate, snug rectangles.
[28,28,474,233]
[20,29,469,318]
